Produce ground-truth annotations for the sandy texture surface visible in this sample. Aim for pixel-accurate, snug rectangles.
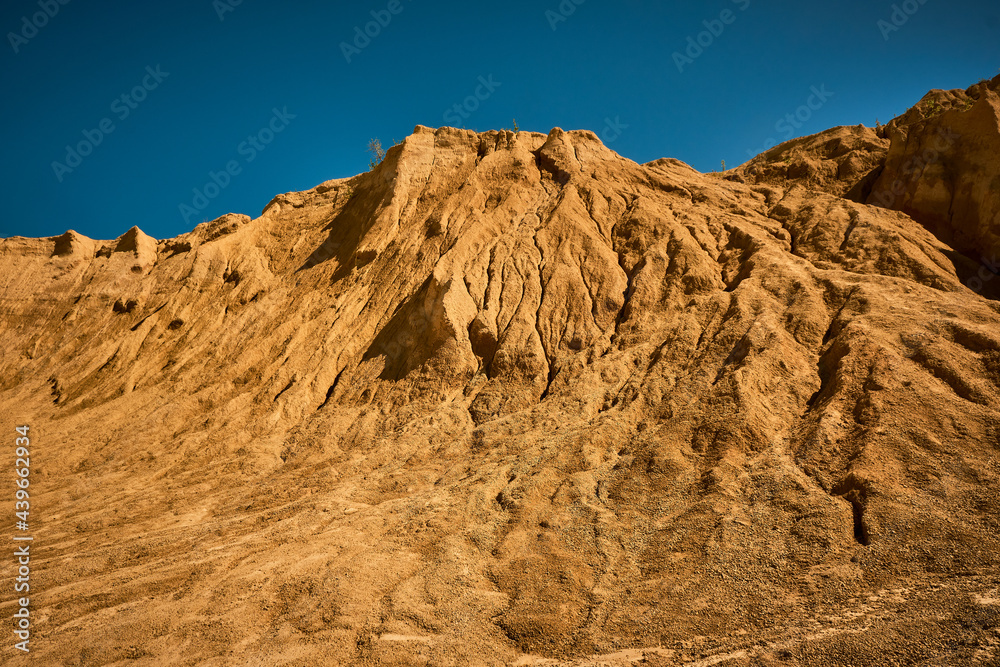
[1,76,999,665]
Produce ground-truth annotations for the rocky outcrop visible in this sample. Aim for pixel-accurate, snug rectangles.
[866,75,1000,264]
[735,123,889,200]
[1,83,1000,666]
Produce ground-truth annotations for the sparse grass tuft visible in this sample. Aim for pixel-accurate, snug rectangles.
[367,138,386,170]
[501,119,520,133]
[921,100,945,118]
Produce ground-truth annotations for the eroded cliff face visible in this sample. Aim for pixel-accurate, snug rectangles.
[2,81,1000,666]
[867,76,1000,265]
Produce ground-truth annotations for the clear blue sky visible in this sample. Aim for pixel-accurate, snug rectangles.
[2,0,997,241]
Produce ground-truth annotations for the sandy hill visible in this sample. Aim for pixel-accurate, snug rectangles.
[1,75,999,666]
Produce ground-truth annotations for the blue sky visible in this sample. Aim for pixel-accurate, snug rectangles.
[1,0,997,241]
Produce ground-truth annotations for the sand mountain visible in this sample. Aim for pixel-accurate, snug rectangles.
[1,75,999,666]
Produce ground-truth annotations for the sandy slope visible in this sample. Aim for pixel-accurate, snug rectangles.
[1,76,999,666]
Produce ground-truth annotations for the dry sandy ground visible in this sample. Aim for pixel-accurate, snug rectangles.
[1,75,999,665]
